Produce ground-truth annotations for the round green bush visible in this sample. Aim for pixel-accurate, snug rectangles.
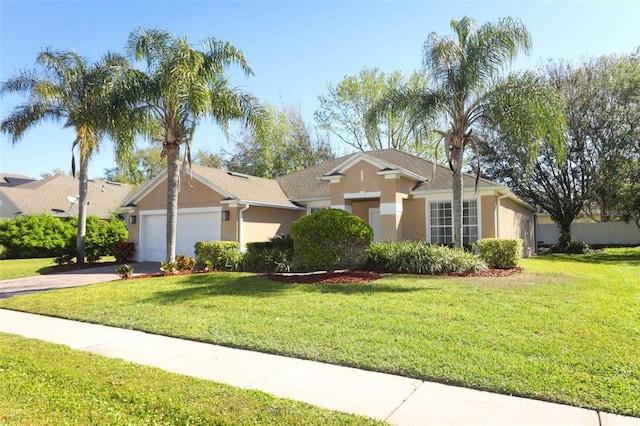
[291,209,373,272]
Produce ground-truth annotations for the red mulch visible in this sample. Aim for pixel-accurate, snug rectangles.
[267,270,381,284]
[266,267,523,284]
[60,263,522,283]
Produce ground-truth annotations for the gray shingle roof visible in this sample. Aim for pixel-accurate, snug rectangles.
[276,149,498,200]
[1,175,136,219]
[187,164,300,208]
[0,173,36,187]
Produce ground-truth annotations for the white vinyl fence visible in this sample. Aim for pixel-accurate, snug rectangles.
[538,222,640,246]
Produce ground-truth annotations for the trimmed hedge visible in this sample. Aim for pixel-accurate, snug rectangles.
[292,209,373,272]
[477,238,523,269]
[194,241,242,271]
[366,241,487,274]
[0,214,75,258]
[243,234,294,273]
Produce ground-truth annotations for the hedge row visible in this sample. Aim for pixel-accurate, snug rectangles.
[0,213,128,260]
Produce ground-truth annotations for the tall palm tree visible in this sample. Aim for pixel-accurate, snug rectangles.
[368,17,566,248]
[1,49,136,263]
[125,27,262,262]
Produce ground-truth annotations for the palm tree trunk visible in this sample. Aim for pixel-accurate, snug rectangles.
[165,142,180,262]
[76,154,89,265]
[452,147,464,249]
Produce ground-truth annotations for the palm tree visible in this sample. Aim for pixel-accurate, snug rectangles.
[368,17,566,248]
[125,27,262,262]
[1,49,136,263]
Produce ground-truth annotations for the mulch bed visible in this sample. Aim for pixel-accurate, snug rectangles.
[51,262,522,284]
[266,267,523,284]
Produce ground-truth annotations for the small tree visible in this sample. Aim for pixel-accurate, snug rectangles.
[291,209,373,272]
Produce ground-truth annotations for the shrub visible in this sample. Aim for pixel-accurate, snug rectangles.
[175,254,196,271]
[112,240,136,263]
[194,241,242,271]
[116,264,134,279]
[53,253,75,266]
[83,216,128,263]
[291,209,373,272]
[160,261,179,276]
[564,240,591,254]
[0,214,75,258]
[0,244,7,260]
[366,241,486,274]
[243,234,294,272]
[477,238,523,269]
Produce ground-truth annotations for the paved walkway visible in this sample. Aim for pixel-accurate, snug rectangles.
[0,269,638,425]
[0,262,159,298]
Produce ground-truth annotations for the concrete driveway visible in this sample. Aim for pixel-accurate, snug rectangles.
[0,262,160,298]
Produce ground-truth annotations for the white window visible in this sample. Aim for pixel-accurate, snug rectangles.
[429,200,478,244]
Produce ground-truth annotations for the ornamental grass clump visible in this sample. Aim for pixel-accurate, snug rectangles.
[243,234,294,273]
[366,240,486,274]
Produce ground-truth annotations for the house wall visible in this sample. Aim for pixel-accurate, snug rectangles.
[136,178,226,211]
[402,198,426,240]
[351,200,378,222]
[498,198,535,257]
[241,206,301,244]
[480,194,497,239]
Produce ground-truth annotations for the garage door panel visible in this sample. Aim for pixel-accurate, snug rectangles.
[176,212,220,256]
[141,210,220,262]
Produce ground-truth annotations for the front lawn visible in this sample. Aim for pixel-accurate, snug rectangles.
[0,257,56,280]
[1,247,638,417]
[0,256,117,280]
[0,333,381,425]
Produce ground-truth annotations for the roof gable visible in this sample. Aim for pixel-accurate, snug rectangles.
[125,164,299,209]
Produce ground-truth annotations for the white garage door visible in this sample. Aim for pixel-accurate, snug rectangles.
[141,209,221,262]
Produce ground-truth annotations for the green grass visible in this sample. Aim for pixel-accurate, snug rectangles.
[0,256,117,280]
[0,333,382,425]
[0,257,56,280]
[1,247,639,417]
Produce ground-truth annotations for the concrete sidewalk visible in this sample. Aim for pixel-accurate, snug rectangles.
[1,309,638,426]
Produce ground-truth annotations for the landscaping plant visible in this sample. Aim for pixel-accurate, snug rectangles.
[243,234,294,272]
[194,241,242,271]
[366,240,486,274]
[476,238,523,269]
[292,209,373,272]
[116,264,134,279]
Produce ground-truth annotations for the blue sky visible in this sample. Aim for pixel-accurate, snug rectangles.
[1,1,638,179]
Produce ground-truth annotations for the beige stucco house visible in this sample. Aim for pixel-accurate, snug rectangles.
[123,149,536,262]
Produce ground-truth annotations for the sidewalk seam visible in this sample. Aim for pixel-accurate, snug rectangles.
[383,379,424,422]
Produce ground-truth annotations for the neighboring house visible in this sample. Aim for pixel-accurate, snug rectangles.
[0,173,36,187]
[0,175,135,220]
[123,149,536,262]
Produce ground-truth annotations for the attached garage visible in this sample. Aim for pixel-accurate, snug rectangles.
[139,207,221,262]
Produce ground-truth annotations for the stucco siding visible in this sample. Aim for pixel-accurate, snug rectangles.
[241,206,300,244]
[402,198,426,240]
[137,177,225,211]
[481,194,497,238]
[499,198,535,256]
